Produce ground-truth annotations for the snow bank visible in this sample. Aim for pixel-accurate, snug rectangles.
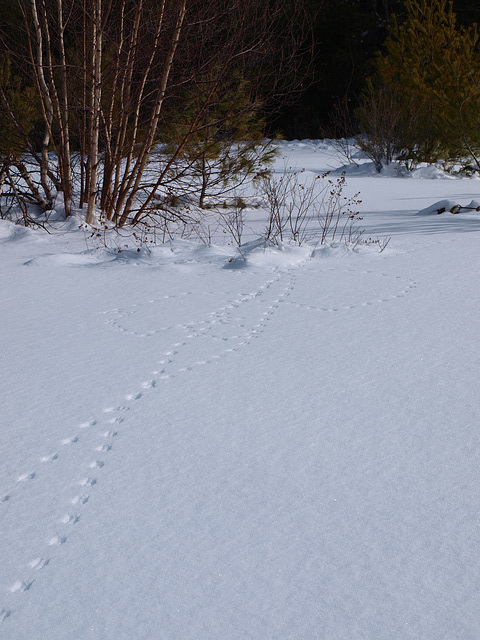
[416,199,480,215]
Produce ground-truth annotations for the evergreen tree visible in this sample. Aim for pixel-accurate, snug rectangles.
[363,0,480,166]
[162,73,277,209]
[0,55,38,160]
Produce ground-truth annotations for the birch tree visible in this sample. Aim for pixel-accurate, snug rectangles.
[2,0,314,224]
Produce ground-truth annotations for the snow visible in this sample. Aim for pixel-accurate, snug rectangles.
[416,199,480,216]
[1,141,480,639]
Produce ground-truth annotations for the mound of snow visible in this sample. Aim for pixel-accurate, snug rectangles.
[23,239,315,271]
[24,249,117,267]
[0,220,37,244]
[416,200,460,215]
[416,199,480,215]
[410,164,456,180]
[464,199,480,210]
[332,161,408,177]
[224,239,312,269]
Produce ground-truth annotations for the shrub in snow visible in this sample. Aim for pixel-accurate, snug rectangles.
[256,169,364,247]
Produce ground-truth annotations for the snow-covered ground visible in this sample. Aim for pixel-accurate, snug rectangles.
[1,141,480,639]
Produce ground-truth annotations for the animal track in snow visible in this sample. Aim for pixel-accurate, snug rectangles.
[101,276,286,347]
[0,338,156,623]
[79,420,97,429]
[48,535,67,547]
[40,452,58,463]
[103,405,129,413]
[9,580,33,594]
[29,557,50,571]
[282,269,418,314]
[17,472,36,483]
[6,272,291,582]
[79,477,97,487]
[0,362,141,620]
[125,392,142,401]
[0,269,302,624]
[96,443,112,452]
[61,514,80,526]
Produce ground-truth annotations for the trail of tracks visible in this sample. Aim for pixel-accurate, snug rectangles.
[0,257,418,624]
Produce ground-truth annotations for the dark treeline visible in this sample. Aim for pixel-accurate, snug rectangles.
[2,0,480,225]
[272,0,480,139]
[3,0,480,140]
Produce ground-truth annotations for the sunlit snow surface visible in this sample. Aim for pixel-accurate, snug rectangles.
[1,141,480,639]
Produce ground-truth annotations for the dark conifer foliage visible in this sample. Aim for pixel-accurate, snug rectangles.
[453,0,480,25]
[270,0,406,139]
[271,0,480,139]
[2,0,480,143]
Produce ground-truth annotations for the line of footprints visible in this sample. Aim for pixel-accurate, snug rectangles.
[0,269,298,623]
[0,397,144,622]
[282,269,418,313]
[0,264,419,622]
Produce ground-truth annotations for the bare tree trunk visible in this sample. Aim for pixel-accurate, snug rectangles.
[15,161,50,211]
[79,0,88,209]
[55,0,72,215]
[198,154,209,209]
[29,0,55,204]
[108,0,167,223]
[117,0,187,225]
[86,0,103,224]
[7,166,30,225]
[0,164,6,197]
[99,0,128,215]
